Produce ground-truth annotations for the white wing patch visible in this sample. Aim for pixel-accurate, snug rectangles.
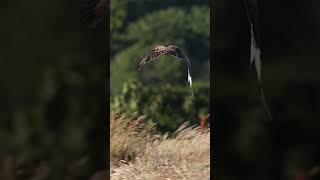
[182,56,194,98]
[186,60,194,98]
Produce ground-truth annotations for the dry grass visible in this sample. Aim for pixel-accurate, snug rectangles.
[110,113,156,163]
[110,112,210,180]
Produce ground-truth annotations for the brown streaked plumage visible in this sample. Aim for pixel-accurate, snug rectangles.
[243,0,273,120]
[138,45,194,98]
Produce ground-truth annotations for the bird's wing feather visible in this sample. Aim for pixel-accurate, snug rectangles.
[168,48,195,98]
[243,0,261,80]
[137,45,195,98]
[243,0,272,120]
[184,56,195,98]
[137,45,169,71]
[243,0,261,46]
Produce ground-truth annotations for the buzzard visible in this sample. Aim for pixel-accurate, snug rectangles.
[138,45,194,98]
[243,0,273,120]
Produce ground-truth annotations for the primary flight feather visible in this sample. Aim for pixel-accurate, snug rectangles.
[138,45,194,98]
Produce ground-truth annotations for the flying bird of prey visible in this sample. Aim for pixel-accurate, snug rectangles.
[243,0,273,120]
[138,45,194,98]
[81,0,109,28]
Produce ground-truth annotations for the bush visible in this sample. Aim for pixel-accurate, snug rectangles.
[110,80,209,132]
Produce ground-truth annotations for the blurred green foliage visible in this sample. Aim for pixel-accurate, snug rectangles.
[0,0,107,178]
[110,0,210,132]
[111,81,209,132]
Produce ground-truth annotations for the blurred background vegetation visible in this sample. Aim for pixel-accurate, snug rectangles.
[0,0,107,179]
[213,0,320,180]
[110,0,210,132]
[2,0,320,179]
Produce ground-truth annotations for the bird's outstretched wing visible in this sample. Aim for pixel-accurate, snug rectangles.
[243,0,261,79]
[167,47,194,98]
[243,0,273,120]
[138,45,195,98]
[137,45,170,71]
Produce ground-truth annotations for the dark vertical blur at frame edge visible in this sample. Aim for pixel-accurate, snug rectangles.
[210,1,216,180]
[0,0,109,178]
